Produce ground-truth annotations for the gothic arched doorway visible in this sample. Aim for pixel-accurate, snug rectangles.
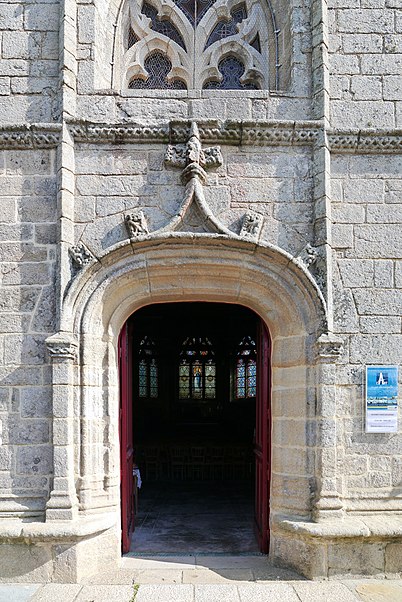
[119,302,271,555]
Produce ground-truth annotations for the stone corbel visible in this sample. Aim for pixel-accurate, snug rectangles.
[239,211,264,242]
[69,242,94,269]
[297,243,319,269]
[124,210,149,239]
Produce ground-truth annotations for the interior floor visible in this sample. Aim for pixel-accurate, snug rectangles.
[130,481,258,554]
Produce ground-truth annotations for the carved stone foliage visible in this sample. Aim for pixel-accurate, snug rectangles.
[124,211,149,238]
[240,211,264,242]
[69,242,94,269]
[117,0,280,91]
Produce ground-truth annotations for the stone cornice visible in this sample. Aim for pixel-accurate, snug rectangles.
[68,119,322,146]
[0,123,400,153]
[69,121,170,144]
[328,129,402,154]
[0,124,62,149]
[68,120,402,153]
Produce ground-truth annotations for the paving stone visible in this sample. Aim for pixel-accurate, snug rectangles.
[353,582,402,601]
[82,569,137,585]
[135,584,194,602]
[194,584,241,602]
[0,584,41,602]
[134,569,183,584]
[74,584,135,602]
[195,556,269,570]
[182,569,254,584]
[293,581,360,601]
[237,583,301,602]
[30,584,81,602]
[122,556,196,570]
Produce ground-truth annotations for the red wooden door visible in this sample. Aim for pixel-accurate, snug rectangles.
[119,322,135,553]
[254,320,271,553]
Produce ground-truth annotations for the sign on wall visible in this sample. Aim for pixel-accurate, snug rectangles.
[366,366,398,433]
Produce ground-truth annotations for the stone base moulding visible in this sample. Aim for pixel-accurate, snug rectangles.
[0,516,120,583]
[271,516,402,579]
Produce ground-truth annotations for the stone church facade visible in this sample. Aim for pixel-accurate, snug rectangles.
[0,0,401,583]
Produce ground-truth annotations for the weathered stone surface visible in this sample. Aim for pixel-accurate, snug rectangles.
[0,544,53,582]
[16,444,52,475]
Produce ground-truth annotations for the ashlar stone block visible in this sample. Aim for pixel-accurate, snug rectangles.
[16,444,52,475]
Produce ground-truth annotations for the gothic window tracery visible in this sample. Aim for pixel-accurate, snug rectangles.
[178,336,216,400]
[119,0,281,91]
[234,335,257,399]
[138,336,159,398]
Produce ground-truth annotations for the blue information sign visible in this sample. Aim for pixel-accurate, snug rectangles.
[366,366,398,433]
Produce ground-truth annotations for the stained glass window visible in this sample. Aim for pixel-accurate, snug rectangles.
[205,5,247,49]
[234,335,257,399]
[179,336,216,400]
[138,336,158,398]
[142,3,186,50]
[128,26,139,50]
[129,52,187,89]
[173,0,217,26]
[203,56,260,90]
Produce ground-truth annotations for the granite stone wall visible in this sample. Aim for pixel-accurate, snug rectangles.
[0,0,400,581]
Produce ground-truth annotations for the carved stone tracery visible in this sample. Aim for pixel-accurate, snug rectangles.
[117,0,278,91]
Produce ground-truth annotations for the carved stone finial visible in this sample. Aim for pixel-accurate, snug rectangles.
[316,333,344,361]
[69,242,93,269]
[161,121,230,236]
[297,243,318,268]
[240,211,264,242]
[165,121,223,177]
[124,211,149,239]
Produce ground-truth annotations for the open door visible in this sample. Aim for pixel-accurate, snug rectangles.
[119,322,135,553]
[254,320,271,553]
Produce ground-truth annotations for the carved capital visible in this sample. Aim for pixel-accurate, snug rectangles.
[69,242,94,269]
[240,211,264,242]
[316,333,344,361]
[46,333,78,361]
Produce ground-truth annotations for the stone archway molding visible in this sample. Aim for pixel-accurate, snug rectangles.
[26,233,350,581]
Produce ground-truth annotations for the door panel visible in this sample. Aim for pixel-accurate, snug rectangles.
[119,322,135,554]
[254,320,271,553]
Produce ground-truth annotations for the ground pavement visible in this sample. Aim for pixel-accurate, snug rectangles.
[1,555,402,602]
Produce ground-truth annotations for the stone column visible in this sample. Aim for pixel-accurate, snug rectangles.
[313,332,344,520]
[45,333,79,521]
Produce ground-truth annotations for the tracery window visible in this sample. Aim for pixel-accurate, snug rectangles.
[138,336,158,398]
[234,335,257,399]
[119,0,281,91]
[179,336,216,400]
